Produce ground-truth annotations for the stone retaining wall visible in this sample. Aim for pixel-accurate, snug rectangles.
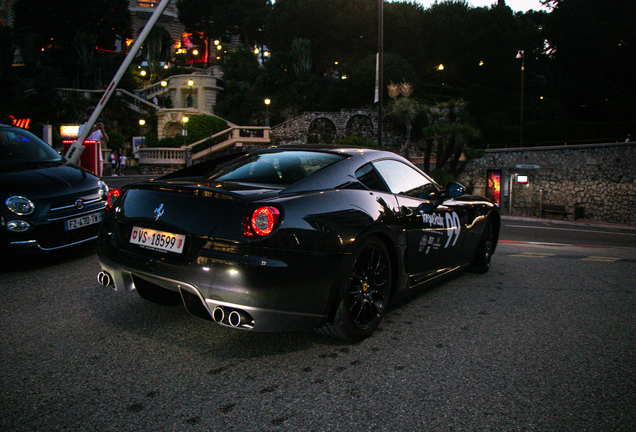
[132,108,636,226]
[459,142,636,225]
[270,109,408,146]
[271,110,377,145]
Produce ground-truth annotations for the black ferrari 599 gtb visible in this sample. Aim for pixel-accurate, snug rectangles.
[97,146,499,340]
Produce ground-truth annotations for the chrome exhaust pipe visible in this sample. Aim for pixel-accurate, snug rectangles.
[228,310,248,327]
[212,306,225,323]
[97,271,112,287]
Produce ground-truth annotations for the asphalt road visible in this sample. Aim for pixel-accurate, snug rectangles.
[1,219,635,431]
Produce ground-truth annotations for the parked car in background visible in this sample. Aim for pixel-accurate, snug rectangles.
[97,146,499,340]
[0,124,110,256]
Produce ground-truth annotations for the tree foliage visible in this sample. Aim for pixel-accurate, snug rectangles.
[5,0,636,150]
[177,0,271,46]
[542,0,636,121]
[387,81,421,155]
[266,0,377,74]
[422,99,481,178]
[12,0,131,50]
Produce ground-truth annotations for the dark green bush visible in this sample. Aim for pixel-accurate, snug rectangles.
[185,114,229,145]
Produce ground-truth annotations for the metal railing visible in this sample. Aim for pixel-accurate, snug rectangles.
[137,126,271,166]
[187,126,271,161]
[57,88,158,113]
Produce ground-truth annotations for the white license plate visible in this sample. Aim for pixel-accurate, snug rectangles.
[64,212,102,231]
[129,226,186,254]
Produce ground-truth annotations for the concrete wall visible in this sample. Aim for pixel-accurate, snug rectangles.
[459,142,636,225]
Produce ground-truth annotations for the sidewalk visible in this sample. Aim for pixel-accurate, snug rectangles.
[102,164,153,179]
[501,215,636,231]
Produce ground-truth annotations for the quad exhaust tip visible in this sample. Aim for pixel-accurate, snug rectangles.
[212,306,225,323]
[97,271,113,288]
[212,306,254,329]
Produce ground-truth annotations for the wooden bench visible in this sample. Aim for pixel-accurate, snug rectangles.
[541,204,571,220]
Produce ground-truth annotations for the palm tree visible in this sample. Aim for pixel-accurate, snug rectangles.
[387,81,420,156]
[422,98,481,178]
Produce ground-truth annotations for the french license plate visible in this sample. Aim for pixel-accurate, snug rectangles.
[130,226,185,254]
[64,212,102,231]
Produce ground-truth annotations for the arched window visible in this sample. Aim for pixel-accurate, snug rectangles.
[345,115,373,138]
[308,118,337,144]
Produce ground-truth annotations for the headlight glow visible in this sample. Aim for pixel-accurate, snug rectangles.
[6,196,35,216]
[98,180,109,199]
[7,220,31,232]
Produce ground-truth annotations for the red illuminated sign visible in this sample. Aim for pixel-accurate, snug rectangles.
[486,169,501,206]
[5,116,31,129]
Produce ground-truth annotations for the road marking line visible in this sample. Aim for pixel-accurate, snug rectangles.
[580,257,621,262]
[511,253,555,258]
[505,224,636,237]
[499,240,612,249]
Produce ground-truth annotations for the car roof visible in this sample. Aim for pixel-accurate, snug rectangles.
[262,145,427,194]
[0,124,27,132]
[248,144,402,160]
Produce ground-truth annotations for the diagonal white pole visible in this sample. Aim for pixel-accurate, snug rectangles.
[64,0,172,164]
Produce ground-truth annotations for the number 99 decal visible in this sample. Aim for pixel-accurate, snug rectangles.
[444,212,461,248]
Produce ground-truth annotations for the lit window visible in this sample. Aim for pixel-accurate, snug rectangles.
[138,0,159,7]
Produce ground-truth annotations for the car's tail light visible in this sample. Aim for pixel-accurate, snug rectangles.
[243,206,280,237]
[107,189,121,209]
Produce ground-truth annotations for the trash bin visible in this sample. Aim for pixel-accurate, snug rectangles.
[574,203,585,220]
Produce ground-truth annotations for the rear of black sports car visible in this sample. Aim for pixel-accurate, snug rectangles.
[97,186,355,331]
[97,149,371,332]
[97,147,499,340]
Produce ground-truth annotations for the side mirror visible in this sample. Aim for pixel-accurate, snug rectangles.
[417,201,438,213]
[446,182,466,198]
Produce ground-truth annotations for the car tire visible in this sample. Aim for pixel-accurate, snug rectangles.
[317,236,392,341]
[469,218,495,274]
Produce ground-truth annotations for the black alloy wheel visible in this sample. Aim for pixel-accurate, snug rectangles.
[317,236,392,341]
[347,242,391,330]
[470,219,495,273]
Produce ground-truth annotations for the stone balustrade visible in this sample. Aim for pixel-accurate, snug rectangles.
[138,147,187,164]
[134,126,272,174]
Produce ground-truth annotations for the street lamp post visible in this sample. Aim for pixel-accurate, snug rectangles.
[516,50,525,145]
[182,116,189,146]
[264,99,271,126]
[187,79,194,108]
[159,80,168,107]
[377,0,384,148]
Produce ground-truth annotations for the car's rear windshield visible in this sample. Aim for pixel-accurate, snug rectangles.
[0,127,62,167]
[209,150,345,186]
